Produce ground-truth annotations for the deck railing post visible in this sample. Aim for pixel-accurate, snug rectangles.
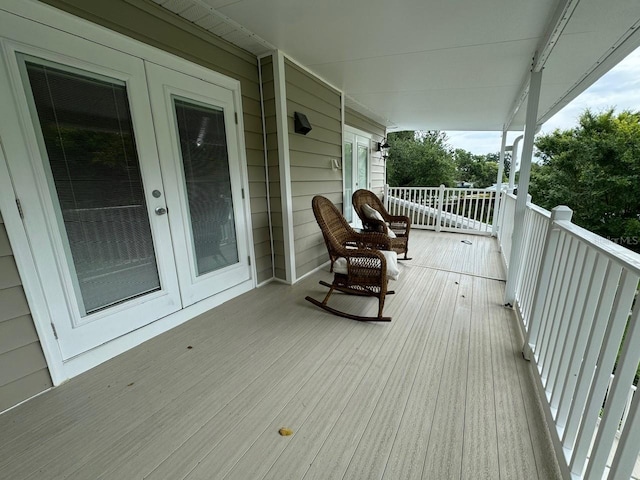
[522,205,573,360]
[491,131,507,236]
[504,68,542,306]
[384,184,389,210]
[435,184,445,232]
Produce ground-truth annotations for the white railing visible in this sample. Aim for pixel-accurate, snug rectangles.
[383,184,640,478]
[505,205,640,480]
[385,185,497,235]
[512,199,551,331]
[497,192,517,267]
[390,183,640,479]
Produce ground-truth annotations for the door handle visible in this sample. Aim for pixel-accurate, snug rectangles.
[155,207,167,216]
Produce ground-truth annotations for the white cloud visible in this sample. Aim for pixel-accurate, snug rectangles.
[445,46,640,154]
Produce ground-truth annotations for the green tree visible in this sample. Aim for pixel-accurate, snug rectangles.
[386,131,457,187]
[453,150,509,188]
[531,109,640,252]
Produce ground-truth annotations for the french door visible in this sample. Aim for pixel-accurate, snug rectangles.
[343,128,371,224]
[0,27,250,359]
[146,63,250,307]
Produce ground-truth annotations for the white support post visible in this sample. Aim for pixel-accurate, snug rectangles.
[384,183,389,210]
[508,134,523,191]
[272,50,296,284]
[522,206,573,360]
[504,68,543,306]
[491,132,507,236]
[435,184,445,232]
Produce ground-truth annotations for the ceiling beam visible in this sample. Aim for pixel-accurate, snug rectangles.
[538,16,640,125]
[503,0,580,131]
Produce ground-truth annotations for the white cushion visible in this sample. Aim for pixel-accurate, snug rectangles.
[362,203,384,221]
[333,250,399,281]
[362,203,396,238]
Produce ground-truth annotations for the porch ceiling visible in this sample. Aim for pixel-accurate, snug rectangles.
[155,0,640,132]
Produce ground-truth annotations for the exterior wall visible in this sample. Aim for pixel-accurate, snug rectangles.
[0,211,52,412]
[260,55,285,281]
[41,0,273,284]
[345,108,387,196]
[284,60,343,279]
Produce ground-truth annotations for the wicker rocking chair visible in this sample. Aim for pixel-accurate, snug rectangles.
[305,195,398,322]
[352,189,411,260]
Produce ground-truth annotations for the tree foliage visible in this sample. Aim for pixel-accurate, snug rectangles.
[453,149,509,188]
[386,131,457,187]
[386,130,507,188]
[531,109,640,251]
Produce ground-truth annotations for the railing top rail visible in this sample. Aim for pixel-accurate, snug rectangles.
[525,201,551,219]
[554,219,640,276]
[387,186,439,190]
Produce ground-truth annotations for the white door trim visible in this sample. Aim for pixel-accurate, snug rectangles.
[0,142,66,385]
[344,125,373,225]
[273,51,296,284]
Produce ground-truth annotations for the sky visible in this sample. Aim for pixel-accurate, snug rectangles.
[444,46,640,156]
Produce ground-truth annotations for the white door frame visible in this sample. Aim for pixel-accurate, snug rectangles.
[2,39,186,360]
[343,125,373,225]
[146,63,252,307]
[0,0,256,382]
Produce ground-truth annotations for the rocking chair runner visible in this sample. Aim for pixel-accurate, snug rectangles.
[352,189,411,260]
[305,195,398,322]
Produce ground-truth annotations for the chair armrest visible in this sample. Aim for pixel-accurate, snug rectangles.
[384,214,411,236]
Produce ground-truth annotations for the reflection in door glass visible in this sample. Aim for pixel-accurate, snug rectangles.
[344,142,353,222]
[24,61,160,315]
[174,98,239,276]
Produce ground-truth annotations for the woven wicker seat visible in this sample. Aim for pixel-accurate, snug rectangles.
[352,189,411,260]
[305,195,396,322]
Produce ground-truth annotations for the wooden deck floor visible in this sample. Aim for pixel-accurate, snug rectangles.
[0,230,561,480]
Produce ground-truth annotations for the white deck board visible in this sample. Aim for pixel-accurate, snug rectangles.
[0,230,561,480]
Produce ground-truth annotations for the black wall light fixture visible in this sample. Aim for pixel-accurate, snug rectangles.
[376,139,390,151]
[380,139,390,160]
[294,111,312,135]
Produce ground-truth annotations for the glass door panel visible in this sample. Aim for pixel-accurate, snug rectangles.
[23,61,160,315]
[174,98,239,276]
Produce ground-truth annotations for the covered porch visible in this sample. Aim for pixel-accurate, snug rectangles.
[0,230,561,479]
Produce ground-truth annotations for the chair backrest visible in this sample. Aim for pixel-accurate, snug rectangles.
[311,196,354,254]
[352,189,389,223]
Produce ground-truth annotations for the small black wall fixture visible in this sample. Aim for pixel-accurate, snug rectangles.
[294,111,312,135]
